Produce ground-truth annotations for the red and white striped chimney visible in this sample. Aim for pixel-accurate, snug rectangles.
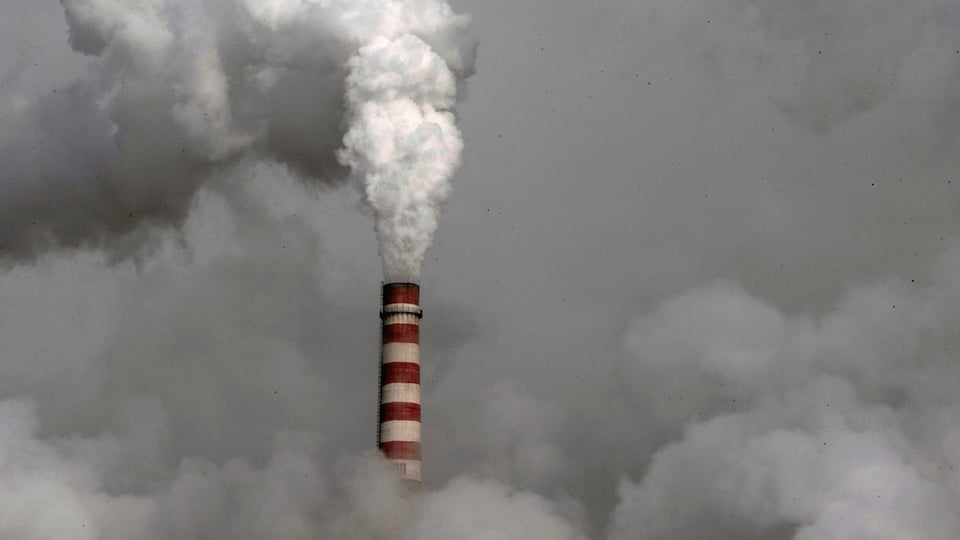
[378,282,423,483]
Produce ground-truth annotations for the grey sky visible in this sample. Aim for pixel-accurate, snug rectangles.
[1,1,959,539]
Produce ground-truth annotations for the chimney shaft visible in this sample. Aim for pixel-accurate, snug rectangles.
[378,282,423,482]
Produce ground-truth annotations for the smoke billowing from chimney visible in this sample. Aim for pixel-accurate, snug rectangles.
[339,31,465,283]
[0,0,473,269]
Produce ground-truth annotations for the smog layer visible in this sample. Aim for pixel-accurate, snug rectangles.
[1,0,959,539]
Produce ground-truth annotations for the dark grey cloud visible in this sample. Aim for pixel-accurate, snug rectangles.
[0,0,352,263]
[1,0,959,539]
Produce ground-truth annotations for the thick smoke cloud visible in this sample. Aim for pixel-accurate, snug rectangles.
[0,0,472,274]
[612,270,960,538]
[2,0,960,539]
[339,33,465,282]
[0,170,585,540]
[7,188,960,539]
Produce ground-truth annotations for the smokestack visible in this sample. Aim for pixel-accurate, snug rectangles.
[378,282,423,483]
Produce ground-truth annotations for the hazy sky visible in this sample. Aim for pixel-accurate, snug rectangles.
[1,1,959,539]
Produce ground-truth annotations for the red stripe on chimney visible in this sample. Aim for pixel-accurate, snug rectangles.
[383,283,420,306]
[381,362,420,384]
[382,323,419,344]
[380,441,422,461]
[380,402,421,422]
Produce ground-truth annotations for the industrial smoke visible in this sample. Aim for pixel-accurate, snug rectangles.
[0,0,472,525]
[339,32,465,283]
[4,0,960,539]
[0,0,472,269]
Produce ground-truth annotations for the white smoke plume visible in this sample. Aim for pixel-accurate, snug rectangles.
[339,32,465,283]
[0,0,472,273]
